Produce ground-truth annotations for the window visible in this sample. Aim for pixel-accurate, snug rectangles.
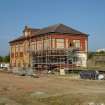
[73,40,80,48]
[24,31,29,37]
[69,41,74,47]
[56,39,64,48]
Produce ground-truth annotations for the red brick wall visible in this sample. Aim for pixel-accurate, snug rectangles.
[49,34,88,51]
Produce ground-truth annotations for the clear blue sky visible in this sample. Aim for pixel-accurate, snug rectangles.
[0,0,105,55]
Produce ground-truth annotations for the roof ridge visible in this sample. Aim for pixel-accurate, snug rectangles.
[43,23,61,29]
[35,23,62,34]
[56,24,86,34]
[54,23,65,32]
[52,23,62,32]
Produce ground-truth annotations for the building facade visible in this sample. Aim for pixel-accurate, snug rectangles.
[9,24,88,70]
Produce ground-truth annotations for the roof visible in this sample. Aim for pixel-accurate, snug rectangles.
[9,36,25,43]
[23,26,40,34]
[9,23,88,43]
[9,27,40,43]
[36,23,87,35]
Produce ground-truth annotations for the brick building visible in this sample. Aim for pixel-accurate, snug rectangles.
[9,24,88,70]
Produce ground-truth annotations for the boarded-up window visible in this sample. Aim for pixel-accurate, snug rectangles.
[56,39,64,48]
[30,42,35,51]
[15,52,18,57]
[34,41,36,50]
[44,39,49,49]
[19,45,23,52]
[11,53,14,58]
[11,46,15,53]
[31,44,35,51]
[24,41,29,52]
[37,40,43,50]
[16,45,19,52]
[20,52,23,57]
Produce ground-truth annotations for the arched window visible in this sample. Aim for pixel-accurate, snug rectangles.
[69,41,74,47]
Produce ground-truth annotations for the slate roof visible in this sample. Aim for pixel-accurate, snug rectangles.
[9,27,40,43]
[35,23,86,35]
[10,36,25,43]
[9,23,88,43]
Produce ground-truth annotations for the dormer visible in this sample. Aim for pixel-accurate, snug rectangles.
[23,26,32,37]
[23,26,40,37]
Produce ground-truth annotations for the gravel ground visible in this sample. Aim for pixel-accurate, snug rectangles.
[0,71,105,105]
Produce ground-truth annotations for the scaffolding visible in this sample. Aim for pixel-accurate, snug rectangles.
[31,48,77,72]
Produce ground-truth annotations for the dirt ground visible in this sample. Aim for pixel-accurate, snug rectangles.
[0,72,105,105]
